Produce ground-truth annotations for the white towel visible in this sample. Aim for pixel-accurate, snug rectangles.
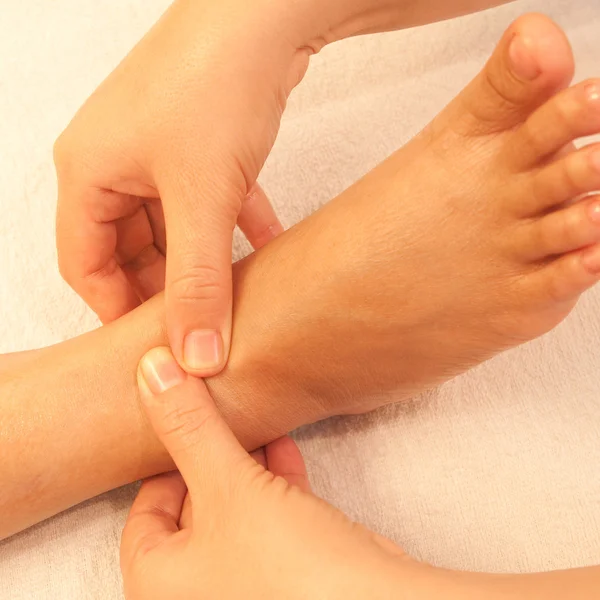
[1,0,599,598]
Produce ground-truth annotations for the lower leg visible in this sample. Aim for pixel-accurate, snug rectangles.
[0,242,334,538]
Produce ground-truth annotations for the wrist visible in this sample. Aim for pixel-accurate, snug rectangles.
[268,0,514,49]
[278,0,408,47]
[284,1,392,47]
[218,0,391,51]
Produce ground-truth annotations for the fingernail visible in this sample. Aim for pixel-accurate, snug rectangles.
[508,34,540,81]
[139,347,186,395]
[582,245,600,273]
[183,330,223,372]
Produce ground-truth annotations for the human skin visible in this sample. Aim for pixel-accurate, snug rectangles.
[53,0,511,380]
[119,346,600,600]
[417,567,600,599]
[317,0,511,37]
[4,13,600,542]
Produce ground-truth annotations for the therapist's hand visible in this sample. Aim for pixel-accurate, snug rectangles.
[53,0,324,377]
[121,346,429,599]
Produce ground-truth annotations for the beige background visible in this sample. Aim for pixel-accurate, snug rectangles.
[0,0,599,598]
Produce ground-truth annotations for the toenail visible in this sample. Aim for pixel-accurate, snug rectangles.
[589,202,600,223]
[585,83,600,104]
[582,245,600,274]
[508,34,540,81]
[591,150,600,174]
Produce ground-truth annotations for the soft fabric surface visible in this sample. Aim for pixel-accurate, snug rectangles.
[1,0,599,597]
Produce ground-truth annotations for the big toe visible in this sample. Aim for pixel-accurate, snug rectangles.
[452,13,574,135]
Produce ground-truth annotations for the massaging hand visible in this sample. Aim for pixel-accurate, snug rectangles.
[121,347,576,600]
[52,0,509,377]
[120,346,424,599]
[53,0,322,377]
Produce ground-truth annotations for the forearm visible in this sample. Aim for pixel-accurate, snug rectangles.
[299,0,513,42]
[435,565,600,599]
[173,0,513,63]
[508,567,600,599]
[379,561,600,599]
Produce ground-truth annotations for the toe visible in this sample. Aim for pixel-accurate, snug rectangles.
[446,13,574,136]
[523,196,600,260]
[512,80,600,168]
[521,143,600,214]
[536,245,600,304]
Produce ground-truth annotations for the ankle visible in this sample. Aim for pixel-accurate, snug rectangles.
[206,343,326,450]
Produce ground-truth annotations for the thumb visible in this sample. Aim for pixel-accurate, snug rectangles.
[137,346,252,501]
[161,180,241,377]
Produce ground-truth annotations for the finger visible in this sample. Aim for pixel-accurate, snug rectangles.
[56,185,142,322]
[121,247,166,302]
[178,448,267,530]
[265,437,311,493]
[137,346,253,500]
[160,176,241,377]
[145,199,167,256]
[120,471,187,570]
[237,184,284,250]
[114,206,166,301]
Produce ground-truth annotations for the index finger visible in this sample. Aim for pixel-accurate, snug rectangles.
[55,184,141,322]
[120,471,187,570]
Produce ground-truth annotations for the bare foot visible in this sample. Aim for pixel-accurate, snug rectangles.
[222,14,600,417]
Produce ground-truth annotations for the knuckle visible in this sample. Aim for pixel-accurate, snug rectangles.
[52,132,75,180]
[483,67,522,112]
[169,264,226,305]
[52,134,66,167]
[120,522,149,563]
[159,402,217,452]
[53,125,94,185]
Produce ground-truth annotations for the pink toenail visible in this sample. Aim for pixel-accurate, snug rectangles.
[508,34,540,81]
[591,150,600,174]
[589,202,600,223]
[582,245,600,274]
[585,83,600,104]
